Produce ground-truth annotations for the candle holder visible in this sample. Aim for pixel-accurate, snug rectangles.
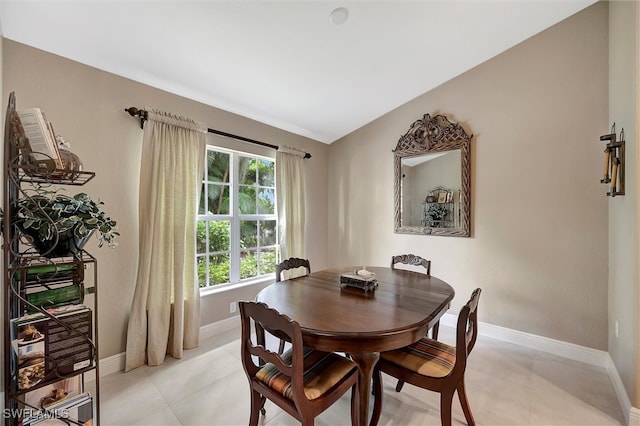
[600,124,625,197]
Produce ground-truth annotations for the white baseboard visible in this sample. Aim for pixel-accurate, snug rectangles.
[607,355,638,426]
[94,315,239,379]
[98,351,126,378]
[630,406,640,426]
[199,315,239,341]
[440,313,609,367]
[100,314,614,374]
[440,313,638,425]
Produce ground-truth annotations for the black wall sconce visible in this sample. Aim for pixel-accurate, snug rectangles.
[600,123,625,197]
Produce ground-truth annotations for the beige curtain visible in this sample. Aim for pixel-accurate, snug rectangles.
[276,146,306,262]
[125,109,206,371]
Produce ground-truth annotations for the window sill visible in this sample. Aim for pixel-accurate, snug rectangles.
[200,275,274,297]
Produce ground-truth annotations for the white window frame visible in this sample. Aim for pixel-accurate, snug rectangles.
[198,145,277,291]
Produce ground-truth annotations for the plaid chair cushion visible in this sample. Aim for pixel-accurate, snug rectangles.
[381,337,455,378]
[256,348,356,401]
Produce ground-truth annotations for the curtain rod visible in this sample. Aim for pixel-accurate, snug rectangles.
[124,107,311,159]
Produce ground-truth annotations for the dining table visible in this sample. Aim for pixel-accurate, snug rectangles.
[255,265,455,426]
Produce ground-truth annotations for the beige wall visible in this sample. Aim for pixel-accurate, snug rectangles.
[608,0,640,408]
[328,2,610,351]
[1,40,330,358]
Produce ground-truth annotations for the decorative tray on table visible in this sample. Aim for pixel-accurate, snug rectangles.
[339,267,378,292]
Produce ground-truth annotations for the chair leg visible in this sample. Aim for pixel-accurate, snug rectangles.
[278,338,286,354]
[351,381,360,426]
[249,389,262,426]
[440,390,455,426]
[370,368,383,426]
[395,380,405,392]
[457,379,476,426]
[431,320,440,340]
[260,394,266,416]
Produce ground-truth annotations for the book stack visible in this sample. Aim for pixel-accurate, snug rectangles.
[13,108,63,170]
[17,263,85,314]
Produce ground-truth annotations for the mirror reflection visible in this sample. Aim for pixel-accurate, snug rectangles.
[393,114,472,237]
[401,150,461,228]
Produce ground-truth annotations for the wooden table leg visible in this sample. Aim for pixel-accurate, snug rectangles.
[349,351,380,426]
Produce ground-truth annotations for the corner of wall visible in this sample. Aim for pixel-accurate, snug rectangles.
[608,0,640,414]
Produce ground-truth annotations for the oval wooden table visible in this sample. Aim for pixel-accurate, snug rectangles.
[255,266,455,426]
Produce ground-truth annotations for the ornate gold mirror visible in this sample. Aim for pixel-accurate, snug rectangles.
[394,114,472,237]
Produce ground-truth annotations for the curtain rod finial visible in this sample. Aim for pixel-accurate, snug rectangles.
[125,107,147,129]
[125,107,140,116]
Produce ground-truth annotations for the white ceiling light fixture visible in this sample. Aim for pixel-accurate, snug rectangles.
[329,7,349,25]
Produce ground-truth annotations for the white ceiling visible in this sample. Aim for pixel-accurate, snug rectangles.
[0,1,597,144]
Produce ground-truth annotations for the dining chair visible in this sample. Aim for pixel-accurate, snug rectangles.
[371,288,481,426]
[276,257,311,282]
[391,253,436,392]
[272,257,311,354]
[239,300,359,426]
[391,255,435,336]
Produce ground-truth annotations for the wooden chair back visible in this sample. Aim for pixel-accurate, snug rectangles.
[239,300,305,388]
[454,288,481,372]
[239,300,358,425]
[372,288,482,426]
[390,254,431,276]
[276,257,311,281]
[391,254,437,352]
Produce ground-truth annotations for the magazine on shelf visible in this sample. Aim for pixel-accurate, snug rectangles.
[14,108,63,169]
[11,305,94,391]
[22,392,94,426]
[22,376,82,410]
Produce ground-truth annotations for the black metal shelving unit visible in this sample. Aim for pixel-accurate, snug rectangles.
[3,92,100,426]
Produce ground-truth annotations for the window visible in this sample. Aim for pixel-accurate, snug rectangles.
[197,147,277,289]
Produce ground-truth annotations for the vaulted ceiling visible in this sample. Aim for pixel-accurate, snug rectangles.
[0,1,598,143]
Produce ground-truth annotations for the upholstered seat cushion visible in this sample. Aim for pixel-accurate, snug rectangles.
[256,348,356,401]
[381,337,456,378]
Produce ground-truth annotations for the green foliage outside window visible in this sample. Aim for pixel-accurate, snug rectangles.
[198,149,277,289]
[239,250,277,280]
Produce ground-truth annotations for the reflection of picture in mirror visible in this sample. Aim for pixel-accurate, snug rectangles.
[437,192,447,203]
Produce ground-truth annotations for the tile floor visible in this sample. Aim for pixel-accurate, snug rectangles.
[96,325,625,425]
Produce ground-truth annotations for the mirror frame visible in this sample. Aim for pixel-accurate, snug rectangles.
[394,113,472,237]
